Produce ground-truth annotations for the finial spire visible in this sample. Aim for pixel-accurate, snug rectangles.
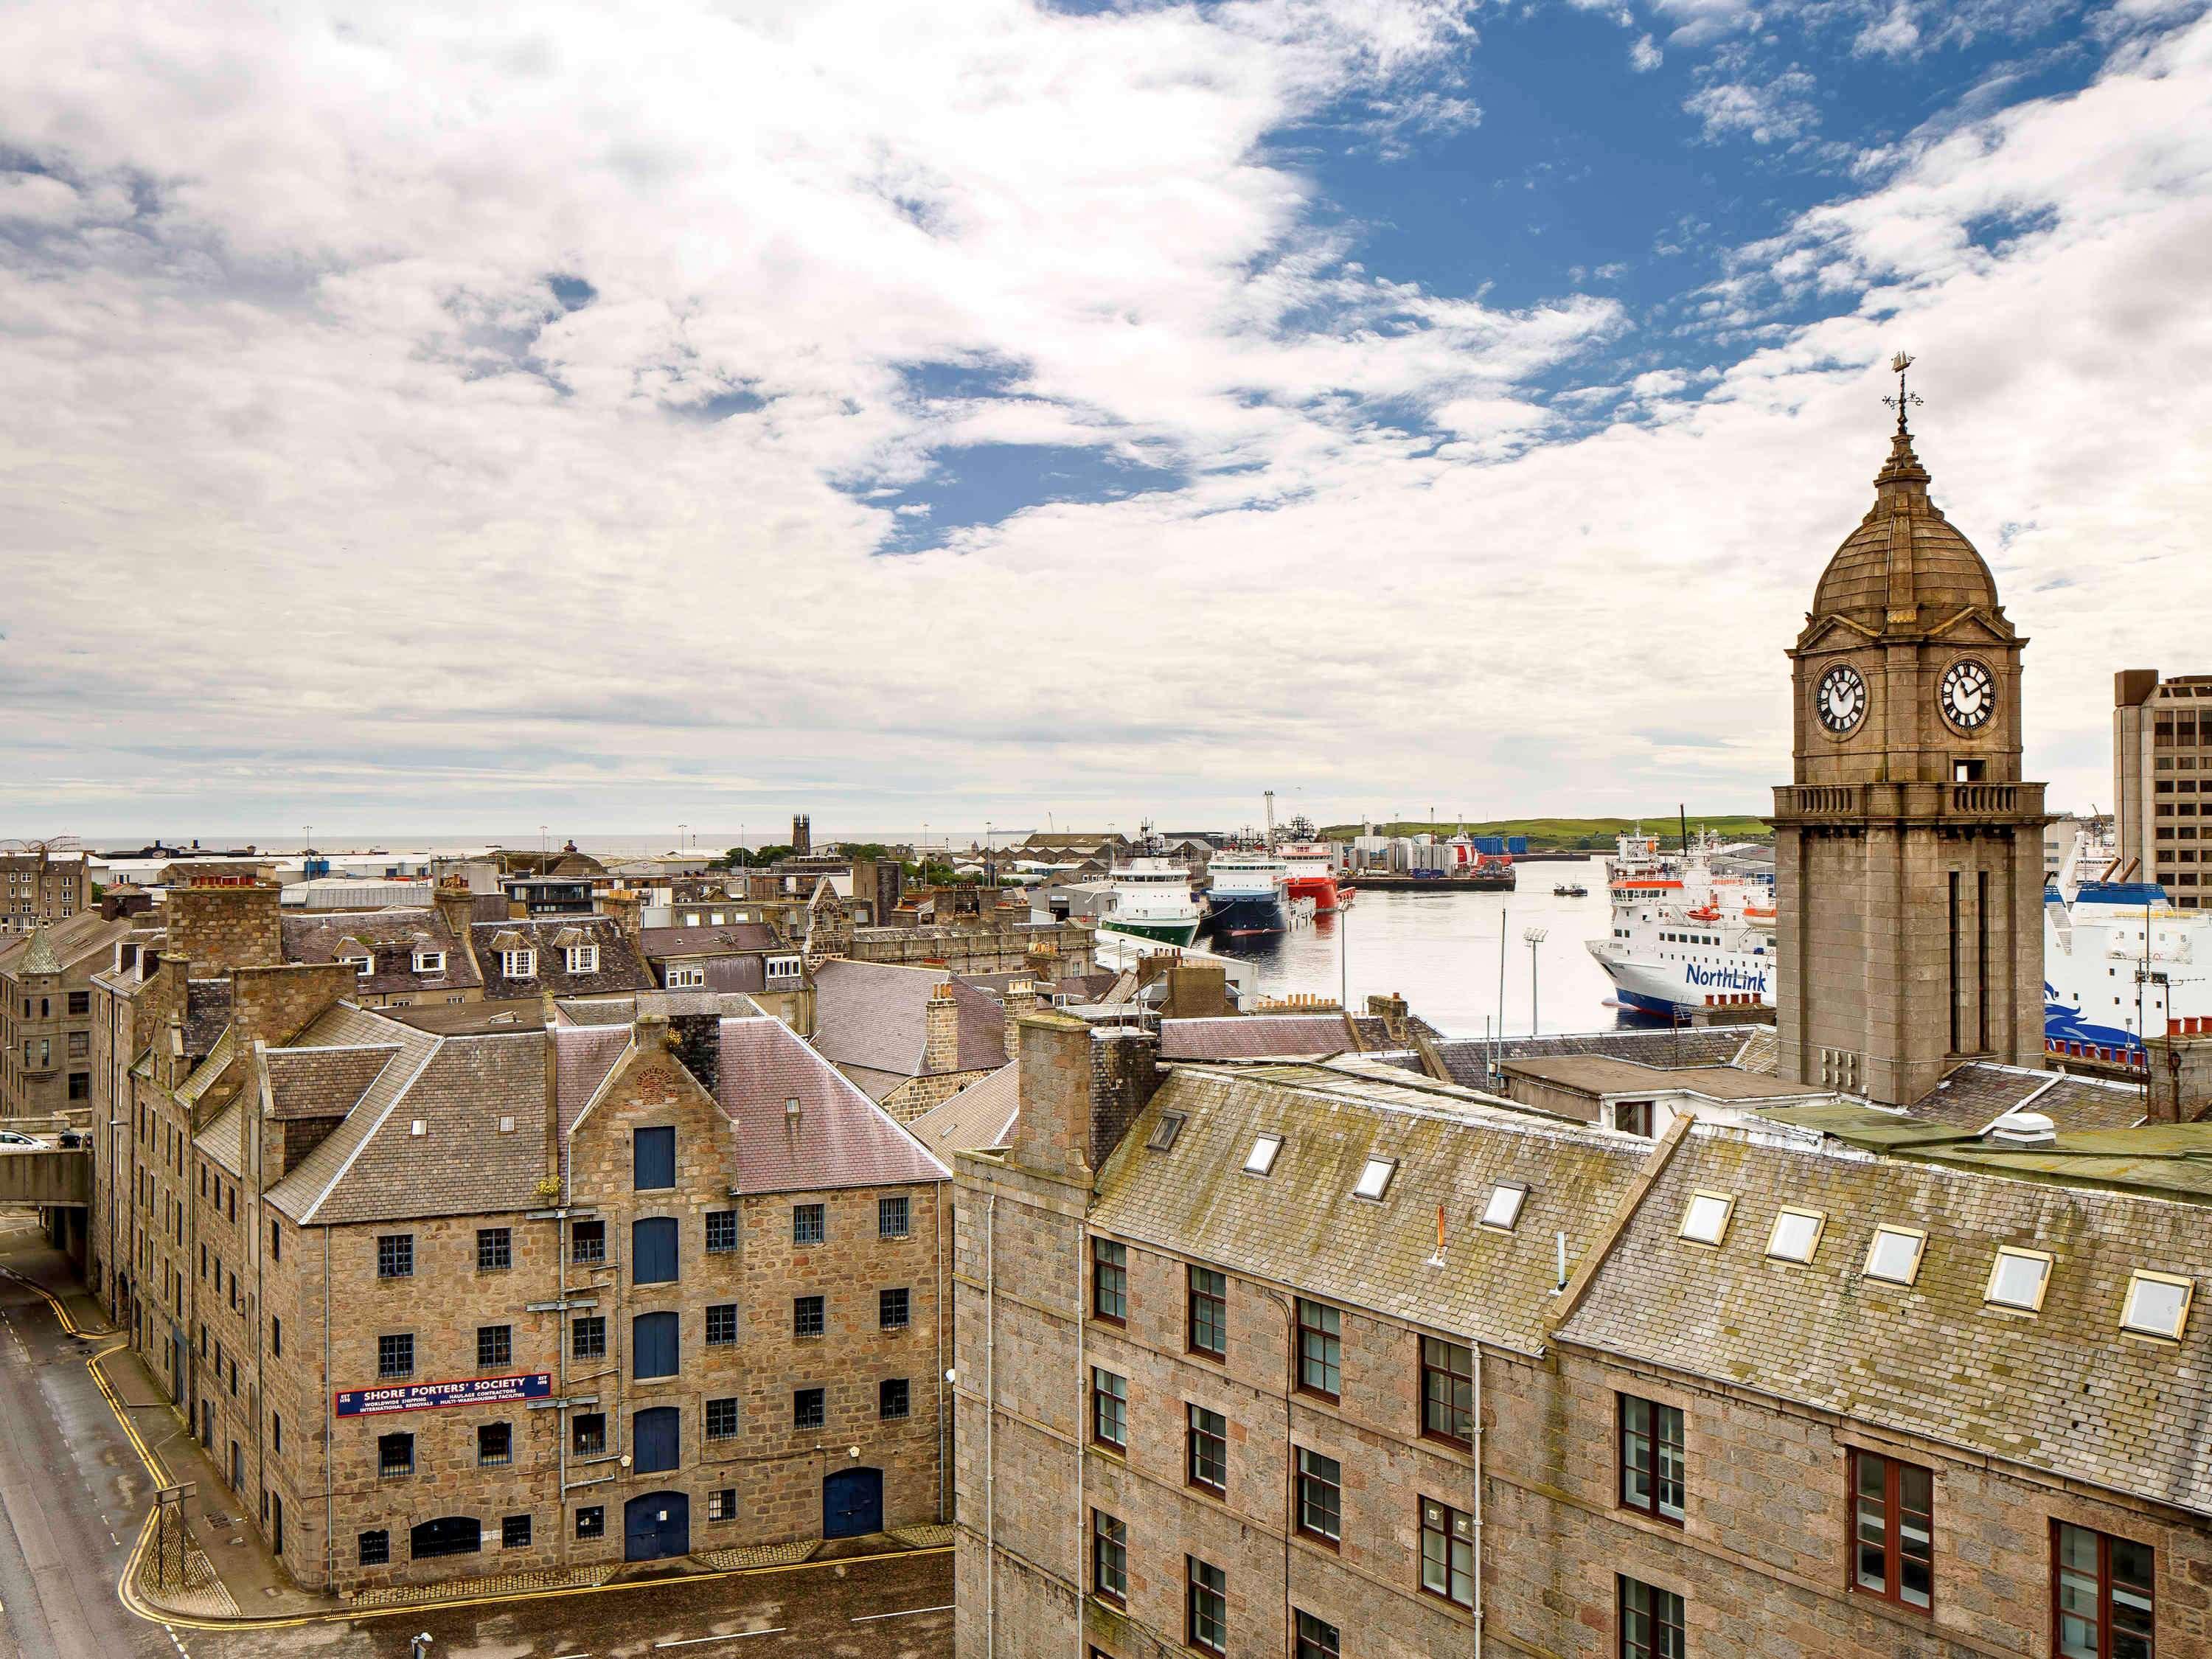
[1883,350,1924,435]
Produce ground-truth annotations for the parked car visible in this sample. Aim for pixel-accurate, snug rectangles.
[57,1129,86,1148]
[0,1130,41,1148]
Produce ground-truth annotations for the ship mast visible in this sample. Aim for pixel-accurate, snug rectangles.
[1263,790,1277,853]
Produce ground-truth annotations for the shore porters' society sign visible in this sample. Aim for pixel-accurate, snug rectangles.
[335,1372,553,1417]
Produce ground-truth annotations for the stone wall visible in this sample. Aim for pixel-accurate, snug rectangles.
[166,883,283,973]
[848,922,1094,976]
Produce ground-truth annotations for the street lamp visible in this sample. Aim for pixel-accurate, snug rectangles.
[1523,926,1548,1037]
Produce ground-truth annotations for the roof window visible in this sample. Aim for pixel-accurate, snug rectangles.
[1677,1190,1735,1247]
[1764,1206,1825,1265]
[1862,1225,1927,1286]
[1242,1133,1284,1176]
[347,954,373,978]
[1480,1182,1528,1232]
[1352,1156,1397,1201]
[1145,1111,1186,1152]
[1985,1246,2053,1312]
[411,950,445,974]
[2121,1270,2193,1341]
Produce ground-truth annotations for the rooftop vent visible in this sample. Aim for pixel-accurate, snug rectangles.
[1988,1110,2057,1145]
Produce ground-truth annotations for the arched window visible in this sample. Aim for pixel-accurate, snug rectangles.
[409,1516,481,1559]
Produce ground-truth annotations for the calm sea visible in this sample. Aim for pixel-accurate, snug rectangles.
[1206,855,1643,1040]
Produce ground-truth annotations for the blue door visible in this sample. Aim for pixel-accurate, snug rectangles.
[633,1405,680,1473]
[624,1491,689,1562]
[823,1467,883,1539]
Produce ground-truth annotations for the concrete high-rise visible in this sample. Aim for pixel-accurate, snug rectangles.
[2114,668,2212,906]
[1771,399,2048,1105]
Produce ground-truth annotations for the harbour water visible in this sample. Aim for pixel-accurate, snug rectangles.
[1206,855,1637,1040]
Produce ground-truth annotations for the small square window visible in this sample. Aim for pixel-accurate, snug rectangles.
[705,1209,738,1253]
[476,1227,512,1273]
[411,950,445,974]
[880,1286,911,1331]
[378,1332,414,1379]
[376,1234,414,1279]
[478,1422,512,1467]
[1353,1156,1397,1201]
[575,1506,605,1540]
[706,1397,740,1439]
[880,1377,911,1420]
[793,1203,826,1246]
[1863,1225,1927,1286]
[794,1388,825,1430]
[571,1412,606,1456]
[1243,1133,1284,1175]
[1147,1111,1186,1152]
[878,1195,911,1239]
[377,1431,414,1477]
[706,1303,737,1346]
[1481,1181,1529,1231]
[708,1488,737,1522]
[1986,1246,2053,1312]
[501,1513,531,1549]
[1765,1206,1825,1265]
[1678,1190,1735,1247]
[572,1315,606,1360]
[358,1528,390,1565]
[793,1295,825,1340]
[477,1324,513,1369]
[2121,1270,2194,1341]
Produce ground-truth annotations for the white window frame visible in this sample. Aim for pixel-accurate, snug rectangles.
[2121,1269,2194,1341]
[564,944,599,975]
[1862,1225,1927,1287]
[411,950,445,975]
[667,965,706,989]
[1242,1134,1284,1176]
[1677,1189,1735,1248]
[347,954,374,978]
[1352,1156,1397,1202]
[501,949,537,980]
[766,955,802,981]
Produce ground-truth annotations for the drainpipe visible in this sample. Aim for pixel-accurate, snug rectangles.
[1073,1222,1085,1659]
[1471,1347,1485,1658]
[934,1182,946,1522]
[322,1223,334,1587]
[1253,1287,1296,1659]
[984,1188,998,1659]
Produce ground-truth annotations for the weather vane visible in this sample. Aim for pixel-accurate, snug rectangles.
[1883,349,1923,432]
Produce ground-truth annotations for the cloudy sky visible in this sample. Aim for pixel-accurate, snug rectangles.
[5,0,2211,843]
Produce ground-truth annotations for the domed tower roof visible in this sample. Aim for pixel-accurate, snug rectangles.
[1809,420,2001,635]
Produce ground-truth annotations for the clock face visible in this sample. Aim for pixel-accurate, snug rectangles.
[1941,658,1997,730]
[1815,664,1868,735]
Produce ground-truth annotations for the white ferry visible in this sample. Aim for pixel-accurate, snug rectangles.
[1584,831,1776,1018]
[1096,857,1203,948]
[2044,824,2212,1071]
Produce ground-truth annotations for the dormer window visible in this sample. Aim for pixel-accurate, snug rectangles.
[501,949,537,980]
[667,966,705,990]
[767,956,802,981]
[411,950,445,975]
[564,945,599,975]
[347,954,374,978]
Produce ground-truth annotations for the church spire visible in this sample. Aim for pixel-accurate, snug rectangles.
[1874,349,1930,508]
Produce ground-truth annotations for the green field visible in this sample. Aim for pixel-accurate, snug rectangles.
[1318,815,1772,851]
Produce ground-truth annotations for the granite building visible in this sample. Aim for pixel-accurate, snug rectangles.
[2114,669,2212,906]
[0,849,91,935]
[87,881,951,1591]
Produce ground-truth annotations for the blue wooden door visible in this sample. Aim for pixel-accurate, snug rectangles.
[823,1467,883,1539]
[633,1405,680,1473]
[625,1492,689,1561]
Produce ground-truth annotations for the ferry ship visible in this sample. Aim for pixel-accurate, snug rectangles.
[1279,841,1351,914]
[1584,831,1776,1018]
[2043,824,2212,1071]
[1205,851,1291,936]
[1096,857,1203,948]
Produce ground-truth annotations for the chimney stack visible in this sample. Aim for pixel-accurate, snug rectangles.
[924,981,961,1074]
[1002,978,1039,1062]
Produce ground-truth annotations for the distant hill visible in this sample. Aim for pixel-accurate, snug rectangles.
[1318,815,1772,851]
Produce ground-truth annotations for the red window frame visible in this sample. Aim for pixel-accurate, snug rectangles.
[1187,1265,1226,1360]
[1091,1237,1127,1326]
[1186,1402,1227,1495]
[1850,1450,1934,1613]
[1421,1335,1475,1450]
[2052,1518,2156,1658]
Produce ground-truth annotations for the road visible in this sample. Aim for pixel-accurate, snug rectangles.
[0,1219,952,1659]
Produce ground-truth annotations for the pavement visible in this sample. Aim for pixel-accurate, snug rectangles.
[0,1218,953,1659]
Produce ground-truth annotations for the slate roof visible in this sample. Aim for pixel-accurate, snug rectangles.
[1159,1015,1357,1062]
[175,1028,239,1108]
[1913,1061,2145,1133]
[470,916,654,999]
[907,1062,1020,1155]
[184,980,234,1057]
[555,1025,630,1137]
[1087,1061,1653,1354]
[670,956,767,995]
[1557,1122,2212,1515]
[281,908,482,998]
[639,923,782,958]
[707,1018,950,1193]
[811,959,1006,1082]
[266,1027,546,1225]
[1500,1052,1832,1102]
[194,1102,245,1178]
[263,1045,398,1120]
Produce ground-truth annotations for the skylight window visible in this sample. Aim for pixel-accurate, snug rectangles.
[1352,1157,1396,1201]
[1242,1134,1283,1176]
[1480,1183,1528,1232]
[1765,1206,1825,1265]
[1863,1225,1927,1286]
[1985,1246,2053,1312]
[1677,1191,1735,1247]
[1146,1111,1186,1152]
[2121,1270,2194,1341]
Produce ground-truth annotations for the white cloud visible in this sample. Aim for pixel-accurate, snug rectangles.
[1684,69,1822,144]
[1631,33,1666,69]
[1,1,2211,835]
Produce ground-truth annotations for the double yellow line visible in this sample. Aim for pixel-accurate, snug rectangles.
[4,1265,952,1632]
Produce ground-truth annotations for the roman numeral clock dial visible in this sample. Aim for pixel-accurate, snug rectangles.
[1815,664,1867,735]
[1941,658,1997,730]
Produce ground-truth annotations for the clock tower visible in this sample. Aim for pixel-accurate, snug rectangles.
[1772,361,2048,1105]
